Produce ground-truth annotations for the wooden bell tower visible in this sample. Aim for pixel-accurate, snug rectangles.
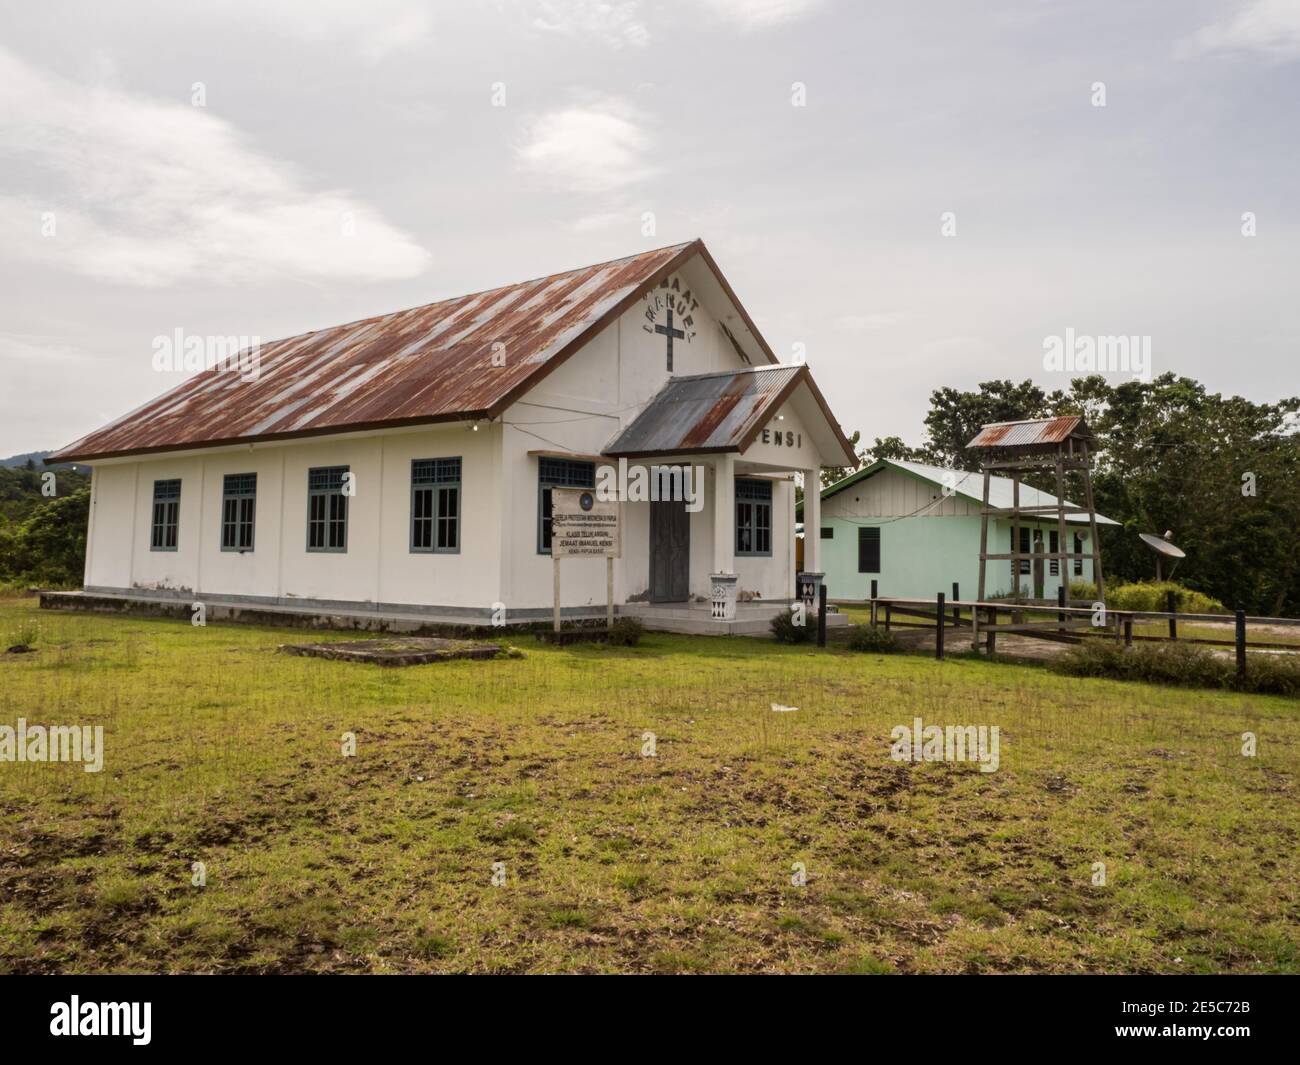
[968,417,1106,647]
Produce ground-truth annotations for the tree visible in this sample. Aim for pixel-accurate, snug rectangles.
[861,435,935,465]
[820,432,936,488]
[820,430,864,487]
[922,379,1052,469]
[6,489,89,587]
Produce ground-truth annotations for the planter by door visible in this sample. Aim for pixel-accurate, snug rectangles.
[649,498,689,602]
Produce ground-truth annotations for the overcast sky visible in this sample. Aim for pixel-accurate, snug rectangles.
[2,0,1297,459]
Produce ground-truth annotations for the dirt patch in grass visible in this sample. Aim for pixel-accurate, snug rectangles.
[1,597,1297,974]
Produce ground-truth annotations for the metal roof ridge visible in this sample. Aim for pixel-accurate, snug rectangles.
[250,239,703,350]
[662,364,798,384]
[980,415,1077,427]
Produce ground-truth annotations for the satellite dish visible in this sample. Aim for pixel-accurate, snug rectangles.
[1139,533,1185,559]
[1139,532,1185,580]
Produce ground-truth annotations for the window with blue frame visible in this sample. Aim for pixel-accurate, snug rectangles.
[411,457,461,552]
[150,479,181,551]
[221,473,257,551]
[307,466,349,552]
[735,478,772,556]
[538,458,595,553]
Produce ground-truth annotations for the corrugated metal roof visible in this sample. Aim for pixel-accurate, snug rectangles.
[51,241,704,462]
[604,365,804,456]
[890,459,1117,524]
[966,416,1090,450]
[815,458,1117,524]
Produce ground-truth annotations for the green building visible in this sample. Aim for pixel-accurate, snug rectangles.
[800,459,1117,602]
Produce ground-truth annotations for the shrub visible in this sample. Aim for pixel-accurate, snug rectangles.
[1054,640,1224,687]
[847,624,897,654]
[606,617,643,647]
[1053,638,1300,696]
[1105,581,1227,615]
[1068,579,1096,601]
[770,607,813,643]
[1239,653,1300,698]
[1128,642,1229,687]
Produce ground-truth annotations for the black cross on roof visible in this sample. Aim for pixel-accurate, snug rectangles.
[655,309,685,372]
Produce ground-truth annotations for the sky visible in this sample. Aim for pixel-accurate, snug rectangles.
[1,0,1297,458]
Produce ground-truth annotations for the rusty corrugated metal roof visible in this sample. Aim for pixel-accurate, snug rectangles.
[966,416,1091,450]
[604,365,804,456]
[51,241,707,463]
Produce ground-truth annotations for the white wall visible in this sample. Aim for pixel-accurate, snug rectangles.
[822,465,979,520]
[85,423,501,609]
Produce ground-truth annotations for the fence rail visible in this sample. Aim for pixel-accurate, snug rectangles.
[850,591,1297,675]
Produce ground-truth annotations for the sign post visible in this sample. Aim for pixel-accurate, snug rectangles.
[551,487,622,633]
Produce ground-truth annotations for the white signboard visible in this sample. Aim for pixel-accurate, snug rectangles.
[551,488,621,559]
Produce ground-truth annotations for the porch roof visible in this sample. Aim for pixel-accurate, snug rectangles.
[602,365,856,464]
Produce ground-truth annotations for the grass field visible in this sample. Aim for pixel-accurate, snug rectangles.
[1,596,1297,974]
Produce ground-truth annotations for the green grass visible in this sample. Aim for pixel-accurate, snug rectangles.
[0,597,1297,974]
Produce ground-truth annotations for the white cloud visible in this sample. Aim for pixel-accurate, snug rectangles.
[0,47,431,287]
[699,0,826,31]
[517,98,655,193]
[225,0,435,62]
[526,1,650,48]
[1192,0,1300,58]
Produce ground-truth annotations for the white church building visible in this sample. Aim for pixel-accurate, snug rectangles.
[49,240,856,632]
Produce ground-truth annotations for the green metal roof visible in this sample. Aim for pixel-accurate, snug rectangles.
[797,457,1117,525]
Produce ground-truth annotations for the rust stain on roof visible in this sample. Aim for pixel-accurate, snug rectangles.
[605,366,803,456]
[679,374,751,448]
[967,416,1091,450]
[51,241,701,462]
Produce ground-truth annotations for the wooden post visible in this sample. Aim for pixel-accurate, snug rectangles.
[1053,452,1070,610]
[553,556,561,633]
[985,606,997,656]
[1079,441,1106,603]
[974,466,991,652]
[870,578,878,627]
[817,584,827,647]
[951,581,960,625]
[1011,471,1022,606]
[1236,610,1247,683]
[606,555,614,631]
[1057,585,1066,634]
[884,602,891,632]
[1123,616,1133,647]
[935,592,945,660]
[1166,589,1177,640]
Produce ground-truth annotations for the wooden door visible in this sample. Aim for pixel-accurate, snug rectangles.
[649,498,690,602]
